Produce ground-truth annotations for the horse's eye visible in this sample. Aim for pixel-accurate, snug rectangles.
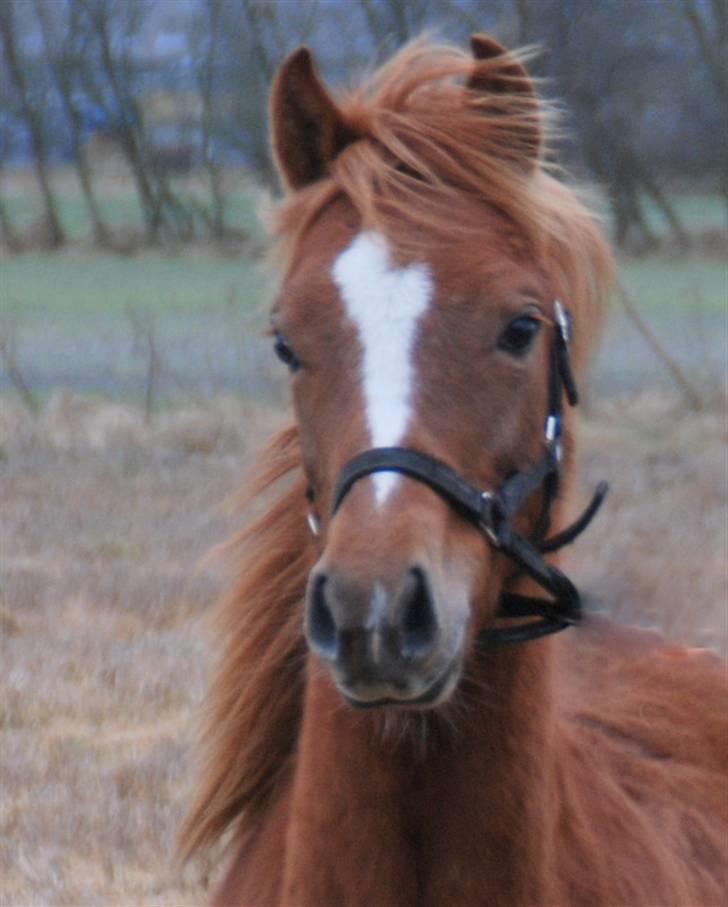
[273,332,300,371]
[497,316,542,356]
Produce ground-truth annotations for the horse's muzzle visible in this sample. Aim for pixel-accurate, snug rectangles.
[305,566,462,707]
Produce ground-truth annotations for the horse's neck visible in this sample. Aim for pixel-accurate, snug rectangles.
[413,639,560,906]
[277,640,560,907]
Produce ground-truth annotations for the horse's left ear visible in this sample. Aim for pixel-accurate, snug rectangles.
[467,34,542,165]
[270,47,357,191]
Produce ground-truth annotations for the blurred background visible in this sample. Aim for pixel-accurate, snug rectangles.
[1,1,726,903]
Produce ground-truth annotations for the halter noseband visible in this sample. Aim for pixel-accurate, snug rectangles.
[314,301,607,646]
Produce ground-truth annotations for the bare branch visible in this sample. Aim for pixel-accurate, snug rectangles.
[616,282,705,411]
[0,324,39,415]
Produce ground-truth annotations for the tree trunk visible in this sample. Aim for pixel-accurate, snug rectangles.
[76,144,112,246]
[33,0,112,247]
[0,192,22,252]
[0,0,65,248]
[199,0,228,240]
[79,0,165,243]
[631,154,690,250]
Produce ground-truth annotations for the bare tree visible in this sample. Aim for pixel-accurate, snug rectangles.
[236,0,290,186]
[32,0,112,246]
[127,304,160,424]
[0,323,40,414]
[0,0,65,248]
[679,0,728,102]
[0,122,22,252]
[73,0,194,243]
[0,0,722,252]
[200,0,323,191]
[616,282,704,410]
[0,195,21,251]
[196,0,228,239]
[509,0,690,250]
[76,0,163,242]
[673,0,728,226]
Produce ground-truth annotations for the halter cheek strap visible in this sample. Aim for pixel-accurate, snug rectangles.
[318,301,608,646]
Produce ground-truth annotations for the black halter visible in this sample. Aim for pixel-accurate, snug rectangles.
[314,302,607,645]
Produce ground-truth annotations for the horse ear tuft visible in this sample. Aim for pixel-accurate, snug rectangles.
[467,34,542,165]
[270,47,358,191]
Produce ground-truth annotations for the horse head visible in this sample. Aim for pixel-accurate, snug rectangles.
[268,37,610,708]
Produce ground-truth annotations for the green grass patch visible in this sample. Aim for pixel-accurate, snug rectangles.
[1,181,724,402]
[618,258,727,312]
[4,250,722,326]
[2,251,270,324]
[643,193,726,235]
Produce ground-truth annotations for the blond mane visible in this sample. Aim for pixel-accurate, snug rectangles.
[180,36,614,861]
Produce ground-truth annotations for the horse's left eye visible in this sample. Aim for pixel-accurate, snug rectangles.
[273,332,300,371]
[497,316,542,356]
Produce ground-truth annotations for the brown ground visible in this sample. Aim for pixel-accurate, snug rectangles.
[0,390,725,905]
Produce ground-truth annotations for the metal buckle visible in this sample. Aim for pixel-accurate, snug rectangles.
[480,491,501,547]
[306,512,320,537]
[554,300,570,344]
[545,415,562,462]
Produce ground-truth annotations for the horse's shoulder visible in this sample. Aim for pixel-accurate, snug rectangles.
[558,613,728,775]
[567,611,725,675]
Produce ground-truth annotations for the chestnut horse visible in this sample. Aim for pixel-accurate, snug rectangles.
[180,36,727,906]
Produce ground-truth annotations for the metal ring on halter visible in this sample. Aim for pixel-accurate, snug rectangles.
[544,414,562,462]
[554,299,571,342]
[479,491,501,547]
[307,512,320,537]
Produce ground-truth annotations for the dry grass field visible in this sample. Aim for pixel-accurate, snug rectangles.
[1,387,726,905]
[0,397,283,905]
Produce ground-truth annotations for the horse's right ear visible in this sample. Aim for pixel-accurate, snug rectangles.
[467,34,542,165]
[270,47,356,192]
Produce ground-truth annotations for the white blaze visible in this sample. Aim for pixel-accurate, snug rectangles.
[332,231,432,504]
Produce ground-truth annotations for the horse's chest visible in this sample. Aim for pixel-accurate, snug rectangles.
[222,807,555,907]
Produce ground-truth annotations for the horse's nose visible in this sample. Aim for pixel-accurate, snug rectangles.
[306,567,440,675]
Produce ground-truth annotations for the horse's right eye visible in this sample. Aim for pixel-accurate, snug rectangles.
[497,315,542,357]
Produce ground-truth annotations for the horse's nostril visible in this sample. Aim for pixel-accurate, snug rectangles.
[399,567,438,659]
[308,575,338,659]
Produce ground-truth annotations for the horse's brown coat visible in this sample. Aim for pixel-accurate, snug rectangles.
[180,36,728,906]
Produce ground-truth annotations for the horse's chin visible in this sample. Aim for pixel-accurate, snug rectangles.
[339,655,463,711]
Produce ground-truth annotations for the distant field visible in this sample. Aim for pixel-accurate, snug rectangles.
[641,192,726,236]
[1,251,276,403]
[618,258,726,311]
[1,171,726,402]
[592,257,727,396]
[3,248,725,323]
[2,252,267,321]
[1,244,725,403]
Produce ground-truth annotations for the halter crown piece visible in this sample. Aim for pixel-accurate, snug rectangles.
[314,301,608,646]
